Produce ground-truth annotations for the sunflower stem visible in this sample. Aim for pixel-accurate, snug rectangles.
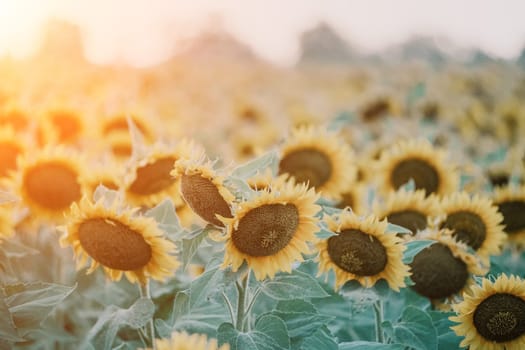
[373,299,385,343]
[235,269,250,332]
[221,291,236,325]
[138,280,157,350]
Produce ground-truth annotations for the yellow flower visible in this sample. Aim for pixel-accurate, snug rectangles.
[439,192,506,261]
[37,109,84,146]
[492,185,525,246]
[409,229,486,306]
[221,182,320,280]
[377,138,458,197]
[317,211,410,291]
[173,155,234,227]
[450,274,525,350]
[373,189,440,235]
[146,331,229,350]
[0,127,25,179]
[12,146,85,222]
[335,182,367,215]
[60,196,179,284]
[278,125,356,199]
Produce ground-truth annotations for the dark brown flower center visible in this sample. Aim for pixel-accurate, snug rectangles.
[391,158,439,195]
[232,203,299,256]
[488,173,510,188]
[24,161,82,211]
[386,210,428,234]
[497,201,525,234]
[410,243,468,299]
[180,174,232,227]
[362,99,390,121]
[78,217,152,270]
[279,148,332,189]
[327,229,387,276]
[441,211,486,250]
[336,192,354,210]
[129,157,176,195]
[0,141,23,178]
[473,293,525,343]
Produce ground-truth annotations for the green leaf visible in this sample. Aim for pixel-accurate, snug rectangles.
[145,199,183,239]
[315,228,337,239]
[386,223,412,235]
[300,325,338,350]
[93,184,121,207]
[0,295,23,342]
[188,266,224,309]
[339,341,404,350]
[401,179,416,192]
[3,282,76,335]
[403,240,435,264]
[85,297,154,350]
[181,225,214,271]
[218,314,290,350]
[384,306,438,350]
[270,300,334,339]
[231,150,279,180]
[261,270,329,301]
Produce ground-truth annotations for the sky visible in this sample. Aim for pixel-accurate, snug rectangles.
[1,0,525,66]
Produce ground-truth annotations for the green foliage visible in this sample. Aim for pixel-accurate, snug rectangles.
[339,341,404,350]
[218,314,290,350]
[402,240,435,264]
[383,306,438,350]
[261,270,329,301]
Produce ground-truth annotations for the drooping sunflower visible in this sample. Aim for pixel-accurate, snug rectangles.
[0,127,25,179]
[146,331,229,350]
[124,141,194,207]
[492,185,525,246]
[220,182,320,280]
[278,125,356,199]
[450,274,525,350]
[172,155,235,227]
[408,229,486,306]
[438,192,506,261]
[377,138,458,197]
[60,196,179,284]
[12,146,86,221]
[317,211,410,291]
[373,189,440,235]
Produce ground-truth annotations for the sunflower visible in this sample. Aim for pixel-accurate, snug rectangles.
[60,196,179,284]
[124,141,194,207]
[408,229,486,306]
[106,131,133,159]
[377,138,458,197]
[359,96,399,122]
[220,182,320,280]
[317,211,410,291]
[450,274,525,350]
[12,146,86,222]
[439,192,506,261]
[278,125,356,199]
[373,189,440,235]
[101,113,154,141]
[85,164,122,196]
[246,169,291,192]
[493,185,525,246]
[172,155,235,227]
[0,107,30,133]
[0,127,25,179]
[146,331,229,350]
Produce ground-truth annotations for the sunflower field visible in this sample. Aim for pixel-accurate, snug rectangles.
[1,25,525,350]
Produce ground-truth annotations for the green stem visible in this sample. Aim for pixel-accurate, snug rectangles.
[221,291,236,325]
[235,270,250,332]
[139,281,157,350]
[373,300,385,343]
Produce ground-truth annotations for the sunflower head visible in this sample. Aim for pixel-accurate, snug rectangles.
[60,196,179,284]
[408,229,486,304]
[37,109,84,146]
[335,182,367,215]
[173,153,234,227]
[124,141,194,207]
[373,189,440,235]
[493,185,525,246]
[278,125,356,199]
[377,138,458,197]
[0,127,25,179]
[439,192,506,261]
[0,107,30,133]
[13,146,86,222]
[317,211,410,291]
[360,96,398,122]
[221,182,320,280]
[101,113,153,141]
[147,331,229,350]
[450,274,525,350]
